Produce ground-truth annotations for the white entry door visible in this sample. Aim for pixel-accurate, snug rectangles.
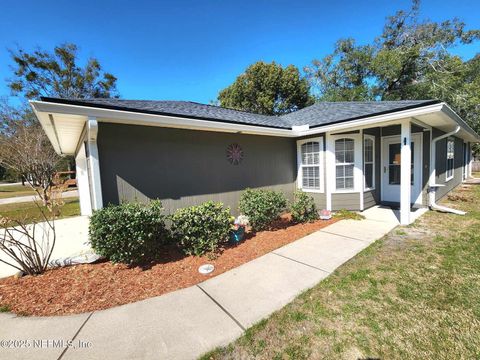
[381,134,423,205]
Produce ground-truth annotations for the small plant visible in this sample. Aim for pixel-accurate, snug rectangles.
[239,188,287,231]
[0,304,11,313]
[89,200,168,265]
[291,191,318,223]
[333,209,365,220]
[171,201,232,256]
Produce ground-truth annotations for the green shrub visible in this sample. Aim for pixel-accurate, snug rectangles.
[171,201,232,256]
[291,191,318,223]
[89,200,168,264]
[239,188,287,231]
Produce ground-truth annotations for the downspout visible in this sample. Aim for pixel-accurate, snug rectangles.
[429,125,466,215]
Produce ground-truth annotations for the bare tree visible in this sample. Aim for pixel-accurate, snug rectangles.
[0,101,61,205]
[0,181,67,275]
[0,205,56,275]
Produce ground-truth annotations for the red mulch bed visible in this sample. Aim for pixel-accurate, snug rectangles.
[0,214,337,316]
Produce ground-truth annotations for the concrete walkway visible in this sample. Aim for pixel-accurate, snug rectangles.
[0,190,78,206]
[0,206,409,360]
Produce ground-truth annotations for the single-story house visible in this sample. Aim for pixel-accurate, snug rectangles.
[31,98,479,225]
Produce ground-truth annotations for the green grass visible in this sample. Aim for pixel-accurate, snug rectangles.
[333,208,365,220]
[0,305,11,313]
[0,184,37,199]
[203,183,480,360]
[0,198,81,226]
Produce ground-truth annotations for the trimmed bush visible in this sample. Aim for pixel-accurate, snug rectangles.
[239,188,287,231]
[291,190,318,223]
[170,201,232,256]
[89,200,168,264]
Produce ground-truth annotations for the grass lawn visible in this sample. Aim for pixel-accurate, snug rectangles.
[203,183,480,360]
[0,184,37,199]
[0,198,81,226]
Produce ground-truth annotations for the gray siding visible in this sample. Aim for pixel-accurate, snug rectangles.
[97,123,296,215]
[434,132,464,201]
[308,193,327,210]
[332,193,361,211]
[364,190,377,209]
[95,121,468,216]
[422,130,430,205]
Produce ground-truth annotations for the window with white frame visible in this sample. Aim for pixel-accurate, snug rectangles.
[364,136,375,189]
[298,139,323,191]
[446,138,455,180]
[335,138,355,190]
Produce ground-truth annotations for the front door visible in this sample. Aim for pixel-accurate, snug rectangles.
[382,134,422,205]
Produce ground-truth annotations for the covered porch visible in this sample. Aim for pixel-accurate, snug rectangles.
[322,108,476,225]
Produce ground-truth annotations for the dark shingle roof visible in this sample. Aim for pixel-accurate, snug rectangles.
[281,100,440,127]
[41,97,440,130]
[41,97,292,129]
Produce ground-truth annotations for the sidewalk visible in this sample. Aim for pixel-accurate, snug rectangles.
[0,205,418,360]
[0,190,78,206]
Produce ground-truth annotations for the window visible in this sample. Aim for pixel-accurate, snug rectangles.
[446,138,455,180]
[364,136,375,189]
[335,138,355,190]
[297,139,323,192]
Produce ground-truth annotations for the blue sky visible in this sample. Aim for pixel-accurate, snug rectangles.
[0,0,479,104]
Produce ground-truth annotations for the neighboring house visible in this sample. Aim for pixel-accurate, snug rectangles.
[31,98,479,225]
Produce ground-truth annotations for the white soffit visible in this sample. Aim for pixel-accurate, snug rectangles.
[53,114,86,154]
[34,108,86,155]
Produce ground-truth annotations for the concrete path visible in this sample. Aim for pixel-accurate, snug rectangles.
[0,190,78,206]
[0,182,23,187]
[0,206,405,360]
[0,216,90,279]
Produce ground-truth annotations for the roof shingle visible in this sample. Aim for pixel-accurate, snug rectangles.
[40,97,440,129]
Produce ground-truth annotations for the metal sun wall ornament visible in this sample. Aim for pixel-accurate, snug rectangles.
[226,143,244,165]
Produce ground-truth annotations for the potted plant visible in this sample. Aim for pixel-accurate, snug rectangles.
[319,209,332,220]
[230,215,249,243]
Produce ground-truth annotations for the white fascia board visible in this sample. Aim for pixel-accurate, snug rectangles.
[30,101,294,138]
[440,103,480,142]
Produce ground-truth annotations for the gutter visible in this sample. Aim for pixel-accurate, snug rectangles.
[429,125,466,215]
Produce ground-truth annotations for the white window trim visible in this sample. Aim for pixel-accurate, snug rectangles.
[329,133,362,194]
[363,134,376,191]
[296,137,324,193]
[446,138,455,182]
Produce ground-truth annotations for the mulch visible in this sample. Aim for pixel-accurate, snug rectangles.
[0,214,337,317]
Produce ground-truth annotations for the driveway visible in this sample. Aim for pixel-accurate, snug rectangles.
[0,206,417,360]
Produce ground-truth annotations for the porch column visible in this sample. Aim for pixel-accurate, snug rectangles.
[400,119,411,225]
[325,132,333,211]
[87,117,103,211]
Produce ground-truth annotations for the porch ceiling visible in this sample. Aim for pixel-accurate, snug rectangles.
[413,110,478,142]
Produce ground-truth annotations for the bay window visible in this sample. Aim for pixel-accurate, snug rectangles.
[335,138,355,190]
[364,136,375,189]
